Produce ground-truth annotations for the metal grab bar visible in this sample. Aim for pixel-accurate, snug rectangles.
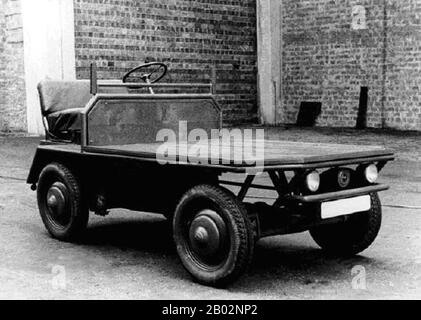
[98,82,214,94]
[98,82,213,89]
[90,62,214,94]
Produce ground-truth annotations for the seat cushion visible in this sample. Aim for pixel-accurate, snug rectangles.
[46,108,84,137]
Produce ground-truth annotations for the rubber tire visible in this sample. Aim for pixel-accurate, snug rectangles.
[173,184,254,287]
[310,193,382,256]
[37,163,89,241]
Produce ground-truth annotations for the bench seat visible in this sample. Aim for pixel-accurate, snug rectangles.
[38,80,128,141]
[38,80,91,140]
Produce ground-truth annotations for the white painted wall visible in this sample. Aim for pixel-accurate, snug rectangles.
[22,0,76,135]
[257,0,282,125]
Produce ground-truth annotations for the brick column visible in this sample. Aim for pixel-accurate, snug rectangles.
[0,0,26,132]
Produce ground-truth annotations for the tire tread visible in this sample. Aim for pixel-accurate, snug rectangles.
[174,184,254,286]
[37,162,89,241]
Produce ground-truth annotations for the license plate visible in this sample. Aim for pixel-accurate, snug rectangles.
[321,195,371,219]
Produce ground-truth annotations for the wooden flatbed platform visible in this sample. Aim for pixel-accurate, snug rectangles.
[38,139,394,170]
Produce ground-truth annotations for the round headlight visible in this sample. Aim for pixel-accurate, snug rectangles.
[305,171,320,192]
[364,164,378,183]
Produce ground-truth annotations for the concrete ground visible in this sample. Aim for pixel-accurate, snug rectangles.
[0,127,420,300]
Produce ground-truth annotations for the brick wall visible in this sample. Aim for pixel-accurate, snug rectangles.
[73,0,258,125]
[1,0,420,132]
[385,0,421,130]
[0,0,26,132]
[281,0,421,131]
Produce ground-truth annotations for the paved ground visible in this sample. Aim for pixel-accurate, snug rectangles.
[0,127,420,300]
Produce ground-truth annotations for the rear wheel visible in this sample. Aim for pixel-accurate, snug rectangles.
[37,163,89,241]
[173,185,254,287]
[310,193,382,256]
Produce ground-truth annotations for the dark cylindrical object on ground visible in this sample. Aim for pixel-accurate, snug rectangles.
[356,86,369,129]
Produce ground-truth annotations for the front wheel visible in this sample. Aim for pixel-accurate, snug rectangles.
[173,185,254,287]
[37,163,89,241]
[310,193,382,256]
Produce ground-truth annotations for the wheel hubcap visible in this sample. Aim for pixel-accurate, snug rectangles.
[189,210,227,261]
[194,227,209,243]
[46,182,68,221]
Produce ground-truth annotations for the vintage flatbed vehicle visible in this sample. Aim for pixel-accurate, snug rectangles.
[27,62,394,287]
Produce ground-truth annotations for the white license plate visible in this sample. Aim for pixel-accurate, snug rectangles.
[321,195,371,219]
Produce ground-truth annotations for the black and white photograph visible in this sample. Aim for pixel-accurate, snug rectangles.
[0,0,420,305]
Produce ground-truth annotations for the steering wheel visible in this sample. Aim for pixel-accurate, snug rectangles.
[122,62,168,84]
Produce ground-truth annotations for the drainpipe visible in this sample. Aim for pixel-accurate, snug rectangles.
[381,0,388,128]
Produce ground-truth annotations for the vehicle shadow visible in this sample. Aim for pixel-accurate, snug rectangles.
[81,214,175,254]
[230,240,375,293]
[79,213,378,291]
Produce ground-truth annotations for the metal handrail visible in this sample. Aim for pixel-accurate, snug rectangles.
[98,82,213,89]
[90,63,215,94]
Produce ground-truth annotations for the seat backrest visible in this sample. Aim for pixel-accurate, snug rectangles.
[38,80,92,116]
